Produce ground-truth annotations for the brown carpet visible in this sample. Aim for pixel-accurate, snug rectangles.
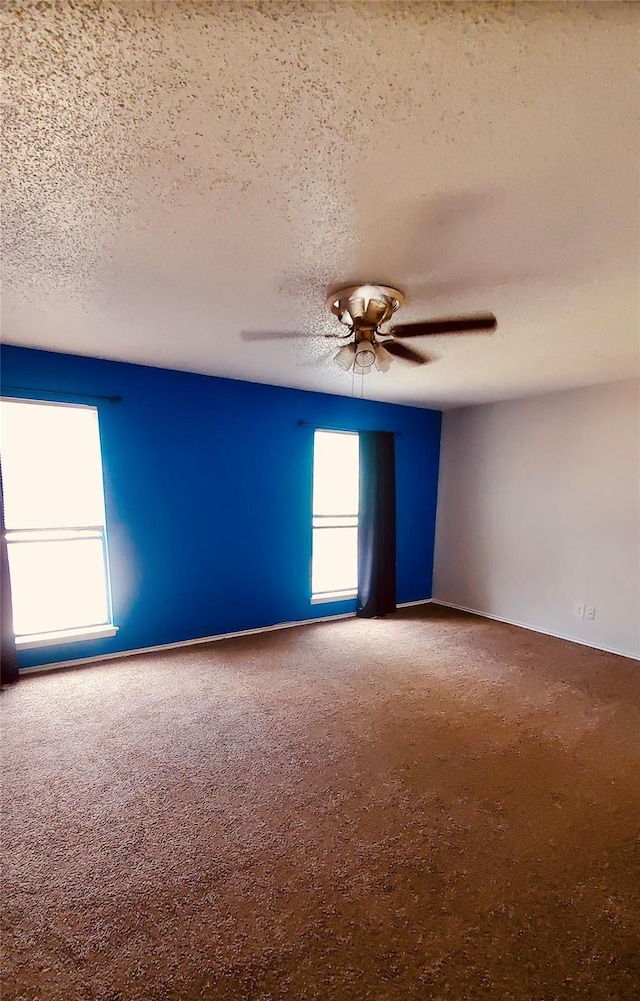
[2,605,639,1000]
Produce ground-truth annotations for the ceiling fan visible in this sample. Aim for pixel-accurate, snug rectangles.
[243,284,497,375]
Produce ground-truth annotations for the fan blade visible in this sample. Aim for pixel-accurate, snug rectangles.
[390,312,497,338]
[380,340,430,365]
[241,329,349,341]
[241,330,305,341]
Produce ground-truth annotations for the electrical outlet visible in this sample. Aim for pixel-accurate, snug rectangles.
[574,602,585,618]
[586,606,596,620]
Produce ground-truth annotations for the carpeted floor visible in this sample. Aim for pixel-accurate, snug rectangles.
[2,605,639,1000]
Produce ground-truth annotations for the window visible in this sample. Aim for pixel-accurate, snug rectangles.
[311,429,359,602]
[0,399,116,649]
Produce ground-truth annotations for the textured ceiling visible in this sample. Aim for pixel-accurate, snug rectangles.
[3,0,639,409]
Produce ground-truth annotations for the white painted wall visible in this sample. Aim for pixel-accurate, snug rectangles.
[433,379,640,659]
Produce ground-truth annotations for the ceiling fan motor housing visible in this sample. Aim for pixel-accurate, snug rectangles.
[327,285,404,331]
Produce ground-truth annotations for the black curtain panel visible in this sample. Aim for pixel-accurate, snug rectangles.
[0,463,19,685]
[357,431,397,618]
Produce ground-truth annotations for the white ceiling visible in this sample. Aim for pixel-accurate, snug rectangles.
[3,1,639,409]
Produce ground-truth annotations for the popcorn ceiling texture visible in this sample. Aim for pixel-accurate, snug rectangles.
[2,1,639,408]
[2,606,639,999]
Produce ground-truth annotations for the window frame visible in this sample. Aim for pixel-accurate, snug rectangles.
[310,428,359,604]
[1,396,118,649]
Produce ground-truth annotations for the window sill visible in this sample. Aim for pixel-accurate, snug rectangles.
[311,591,357,605]
[16,625,119,651]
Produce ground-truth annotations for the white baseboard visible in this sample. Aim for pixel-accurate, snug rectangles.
[18,598,433,676]
[432,599,639,661]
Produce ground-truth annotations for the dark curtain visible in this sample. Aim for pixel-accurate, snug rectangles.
[1,461,19,685]
[357,431,397,618]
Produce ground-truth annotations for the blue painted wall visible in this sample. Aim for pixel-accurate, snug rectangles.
[2,346,442,668]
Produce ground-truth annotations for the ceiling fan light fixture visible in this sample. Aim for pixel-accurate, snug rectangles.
[354,340,376,372]
[333,342,356,371]
[374,343,394,373]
